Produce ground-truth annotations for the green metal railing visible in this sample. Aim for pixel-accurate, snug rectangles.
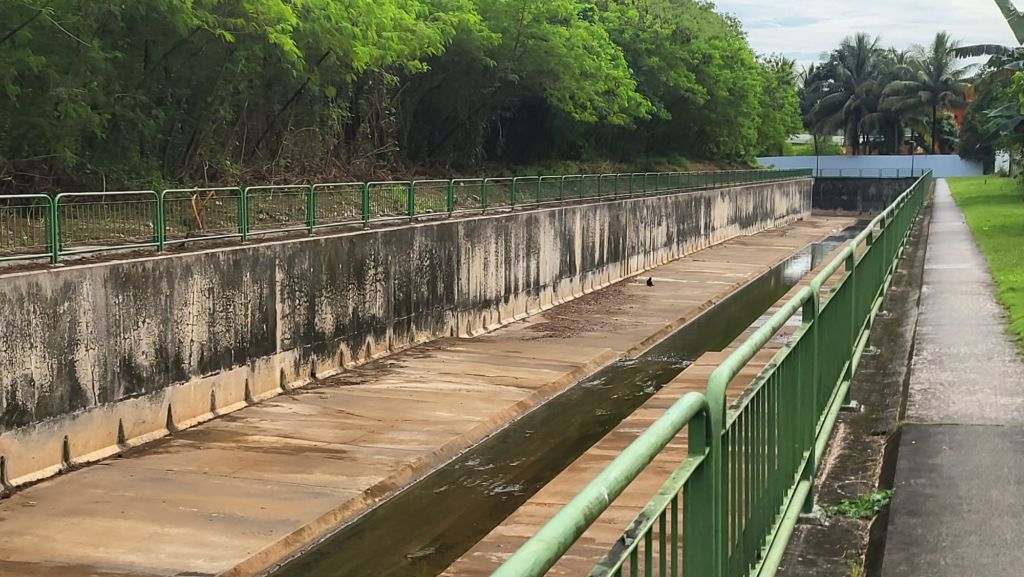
[0,194,53,262]
[491,171,932,577]
[815,168,928,178]
[0,168,809,264]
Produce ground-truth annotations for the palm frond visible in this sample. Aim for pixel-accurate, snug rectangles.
[881,80,921,97]
[953,44,1015,58]
[994,0,1024,45]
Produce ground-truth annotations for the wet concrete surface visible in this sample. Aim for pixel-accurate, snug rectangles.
[442,231,863,577]
[881,181,1024,577]
[268,233,860,577]
[777,186,932,577]
[0,218,853,577]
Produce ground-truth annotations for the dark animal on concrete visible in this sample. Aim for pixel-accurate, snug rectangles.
[646,277,654,287]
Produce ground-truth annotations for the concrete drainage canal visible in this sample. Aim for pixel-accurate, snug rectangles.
[268,225,867,577]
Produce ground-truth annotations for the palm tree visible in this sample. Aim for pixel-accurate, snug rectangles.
[858,49,919,154]
[798,63,828,155]
[805,33,884,155]
[882,32,968,153]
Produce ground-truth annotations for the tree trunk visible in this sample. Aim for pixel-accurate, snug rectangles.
[931,104,938,155]
[249,50,332,159]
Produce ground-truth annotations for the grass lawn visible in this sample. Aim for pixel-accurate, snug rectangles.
[947,176,1024,349]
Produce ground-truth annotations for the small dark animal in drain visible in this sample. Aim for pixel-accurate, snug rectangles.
[646,277,654,287]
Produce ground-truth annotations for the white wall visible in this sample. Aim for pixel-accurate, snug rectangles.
[757,155,983,178]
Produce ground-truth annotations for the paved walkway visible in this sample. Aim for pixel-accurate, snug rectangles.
[0,218,852,577]
[883,180,1024,576]
[444,239,852,576]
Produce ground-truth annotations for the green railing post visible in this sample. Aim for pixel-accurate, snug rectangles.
[49,195,59,264]
[408,182,416,221]
[707,369,730,577]
[482,179,489,211]
[306,185,316,235]
[447,180,455,215]
[154,192,164,251]
[361,183,370,228]
[683,411,718,577]
[511,179,518,209]
[240,187,249,242]
[801,293,819,514]
[843,249,858,405]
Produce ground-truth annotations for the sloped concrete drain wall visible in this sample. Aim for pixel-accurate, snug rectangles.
[0,179,810,488]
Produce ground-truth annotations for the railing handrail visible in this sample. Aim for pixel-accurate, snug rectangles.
[55,190,158,200]
[490,392,711,577]
[162,186,243,195]
[488,170,933,577]
[310,181,365,189]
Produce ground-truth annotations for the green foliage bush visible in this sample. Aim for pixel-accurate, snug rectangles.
[826,490,893,519]
[0,0,800,192]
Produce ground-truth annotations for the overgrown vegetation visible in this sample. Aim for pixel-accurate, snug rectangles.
[0,0,801,193]
[948,176,1024,350]
[825,489,893,519]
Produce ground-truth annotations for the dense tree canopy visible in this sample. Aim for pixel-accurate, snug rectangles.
[0,0,801,192]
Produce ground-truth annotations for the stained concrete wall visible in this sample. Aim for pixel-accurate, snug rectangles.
[0,180,810,488]
[813,177,916,213]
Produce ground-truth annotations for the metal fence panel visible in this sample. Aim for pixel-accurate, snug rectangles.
[311,182,365,229]
[562,175,583,200]
[55,191,159,257]
[412,180,451,216]
[616,174,633,196]
[245,185,310,236]
[451,179,484,213]
[644,172,659,193]
[581,175,602,199]
[599,174,618,198]
[514,176,540,207]
[0,194,53,262]
[367,181,412,221]
[162,187,243,247]
[539,176,563,204]
[483,177,514,209]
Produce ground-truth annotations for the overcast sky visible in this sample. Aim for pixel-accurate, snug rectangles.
[715,0,1018,67]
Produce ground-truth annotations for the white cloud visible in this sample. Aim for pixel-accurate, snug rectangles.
[714,0,1019,68]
